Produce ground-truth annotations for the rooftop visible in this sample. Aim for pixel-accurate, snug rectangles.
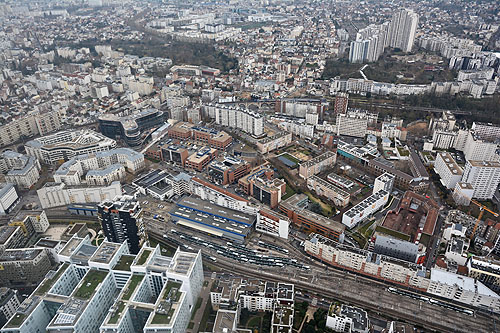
[74,269,108,300]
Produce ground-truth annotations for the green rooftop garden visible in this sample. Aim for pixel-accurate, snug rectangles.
[163,281,182,302]
[151,308,175,325]
[122,274,144,301]
[108,301,126,324]
[35,263,69,295]
[397,147,410,156]
[74,270,108,299]
[136,250,152,265]
[114,255,135,271]
[6,313,26,328]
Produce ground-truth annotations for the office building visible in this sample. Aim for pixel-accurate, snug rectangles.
[389,9,418,52]
[238,164,286,209]
[98,196,144,254]
[0,248,52,288]
[279,194,345,242]
[256,132,293,154]
[192,126,232,151]
[307,175,350,208]
[26,130,117,164]
[207,155,250,185]
[98,109,166,146]
[0,185,19,216]
[185,147,218,171]
[53,148,144,186]
[299,151,336,179]
[462,160,500,200]
[256,208,290,239]
[467,256,500,294]
[37,181,122,209]
[0,288,20,328]
[1,238,203,333]
[434,152,463,189]
[0,151,41,189]
[160,144,189,166]
[342,190,389,229]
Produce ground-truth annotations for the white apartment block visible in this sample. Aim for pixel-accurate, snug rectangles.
[0,111,61,148]
[434,152,463,189]
[462,132,498,162]
[0,288,20,326]
[471,122,500,141]
[54,148,144,186]
[336,111,369,138]
[453,182,475,206]
[26,130,117,164]
[342,190,389,228]
[389,9,418,52]
[0,184,19,215]
[461,160,500,200]
[206,104,264,136]
[0,151,41,189]
[373,173,395,194]
[432,130,457,150]
[381,123,406,140]
[1,238,203,333]
[326,304,369,333]
[37,181,122,209]
[256,132,292,154]
[299,151,336,179]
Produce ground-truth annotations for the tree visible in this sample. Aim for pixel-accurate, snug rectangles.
[310,202,323,215]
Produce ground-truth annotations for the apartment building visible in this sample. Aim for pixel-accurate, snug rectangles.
[0,248,52,288]
[0,111,61,148]
[53,148,144,185]
[0,226,26,253]
[98,195,144,254]
[298,151,336,179]
[0,185,19,216]
[26,130,117,164]
[256,132,292,154]
[0,288,20,328]
[160,144,189,166]
[434,152,463,189]
[37,181,122,209]
[0,151,41,189]
[463,131,498,162]
[336,110,370,138]
[307,175,350,208]
[462,160,500,200]
[207,104,264,137]
[185,147,218,171]
[342,190,389,228]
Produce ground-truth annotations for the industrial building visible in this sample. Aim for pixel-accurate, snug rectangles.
[170,196,255,243]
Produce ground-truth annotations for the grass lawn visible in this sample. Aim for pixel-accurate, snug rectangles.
[190,297,203,320]
[282,185,296,200]
[397,147,410,156]
[375,225,411,241]
[281,153,300,164]
[136,249,151,265]
[305,191,333,216]
[75,270,108,299]
[149,237,177,257]
[358,220,375,238]
[246,316,262,329]
[122,274,144,300]
[199,300,214,332]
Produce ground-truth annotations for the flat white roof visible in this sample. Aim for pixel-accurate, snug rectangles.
[430,268,499,298]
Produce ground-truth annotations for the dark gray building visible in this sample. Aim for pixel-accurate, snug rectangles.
[373,235,418,263]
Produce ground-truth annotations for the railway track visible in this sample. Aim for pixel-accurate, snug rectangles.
[150,232,498,333]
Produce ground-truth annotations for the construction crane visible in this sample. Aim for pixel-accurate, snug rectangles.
[469,199,499,240]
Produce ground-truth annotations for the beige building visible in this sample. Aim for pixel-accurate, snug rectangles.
[299,151,336,179]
